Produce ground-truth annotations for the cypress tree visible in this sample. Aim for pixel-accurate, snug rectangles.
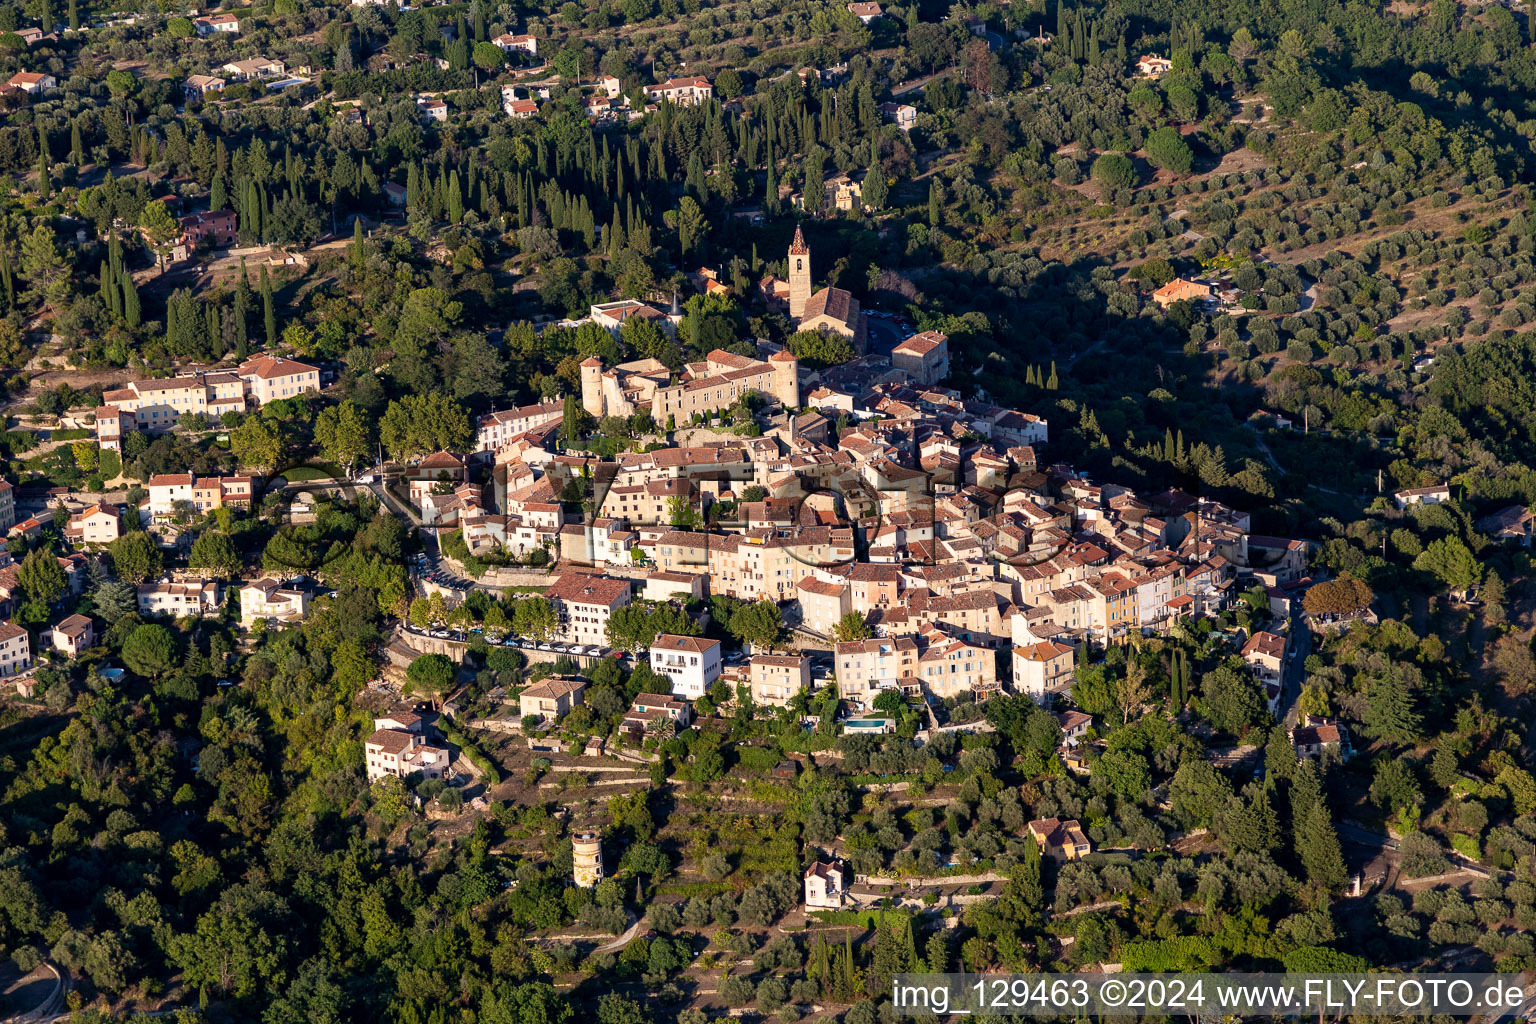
[121,273,140,328]
[928,180,944,227]
[447,170,464,224]
[36,125,50,198]
[1292,764,1348,894]
[70,119,82,165]
[862,154,887,211]
[607,208,624,259]
[68,0,77,31]
[764,150,779,215]
[1046,361,1059,389]
[211,171,226,212]
[40,0,51,34]
[205,302,221,358]
[260,265,276,346]
[406,162,421,213]
[234,260,251,356]
[351,217,365,265]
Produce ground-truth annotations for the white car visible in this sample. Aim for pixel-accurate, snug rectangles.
[537,643,553,651]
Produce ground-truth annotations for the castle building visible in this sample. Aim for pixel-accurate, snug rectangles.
[786,226,867,353]
[581,348,799,424]
[573,830,604,887]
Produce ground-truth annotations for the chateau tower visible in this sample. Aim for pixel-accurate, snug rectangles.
[788,225,811,319]
[770,349,800,409]
[573,830,604,888]
[579,356,606,419]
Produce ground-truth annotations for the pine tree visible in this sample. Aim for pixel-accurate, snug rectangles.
[925,930,949,972]
[260,265,276,346]
[1264,724,1296,786]
[1293,765,1348,894]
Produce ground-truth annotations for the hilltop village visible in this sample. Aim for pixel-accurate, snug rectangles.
[1,0,1536,1016]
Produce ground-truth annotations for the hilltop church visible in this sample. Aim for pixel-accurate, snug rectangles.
[764,227,868,353]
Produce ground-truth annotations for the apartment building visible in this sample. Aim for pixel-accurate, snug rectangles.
[475,400,564,452]
[650,634,722,700]
[917,635,997,699]
[749,653,811,706]
[236,354,321,404]
[891,331,950,385]
[100,371,247,432]
[147,475,254,518]
[543,574,633,645]
[649,527,854,603]
[835,635,919,709]
[557,519,637,567]
[1012,640,1076,703]
[137,580,222,618]
[642,570,707,602]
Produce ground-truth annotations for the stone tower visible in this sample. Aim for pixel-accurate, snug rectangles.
[770,349,800,408]
[579,356,606,419]
[572,830,603,888]
[788,225,811,319]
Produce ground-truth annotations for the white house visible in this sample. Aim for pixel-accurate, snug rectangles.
[803,860,847,909]
[492,32,537,55]
[644,76,712,106]
[649,634,722,700]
